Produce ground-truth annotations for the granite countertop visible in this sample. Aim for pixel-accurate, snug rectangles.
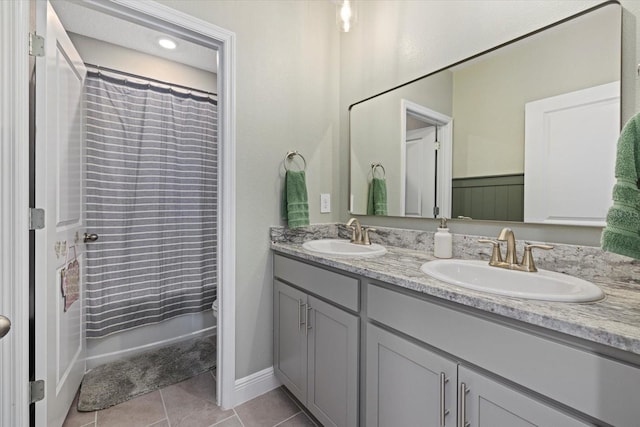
[271,240,640,357]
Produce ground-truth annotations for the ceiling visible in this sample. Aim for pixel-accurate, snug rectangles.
[51,0,218,73]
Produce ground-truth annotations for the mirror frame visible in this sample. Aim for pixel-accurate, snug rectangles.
[348,0,622,223]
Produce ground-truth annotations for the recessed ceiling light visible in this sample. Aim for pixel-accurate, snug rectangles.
[158,38,177,50]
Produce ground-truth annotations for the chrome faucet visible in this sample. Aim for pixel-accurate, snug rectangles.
[346,218,376,245]
[479,228,554,272]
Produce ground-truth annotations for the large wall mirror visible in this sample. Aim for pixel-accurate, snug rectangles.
[349,2,621,226]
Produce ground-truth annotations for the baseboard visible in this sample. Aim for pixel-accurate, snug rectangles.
[233,366,281,406]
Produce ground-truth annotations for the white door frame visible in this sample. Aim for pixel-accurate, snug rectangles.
[1,2,237,424]
[0,1,31,426]
[400,99,452,219]
[82,0,237,409]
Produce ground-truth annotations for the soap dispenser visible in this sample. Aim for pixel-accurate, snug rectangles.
[434,217,452,259]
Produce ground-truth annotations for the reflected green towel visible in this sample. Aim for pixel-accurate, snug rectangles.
[367,178,388,216]
[601,113,640,259]
[283,170,309,228]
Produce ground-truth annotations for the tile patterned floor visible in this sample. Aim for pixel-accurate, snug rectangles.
[62,371,318,427]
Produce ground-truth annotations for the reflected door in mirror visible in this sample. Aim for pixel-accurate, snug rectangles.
[404,127,437,217]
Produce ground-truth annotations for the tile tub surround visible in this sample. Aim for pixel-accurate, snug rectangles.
[270,224,640,356]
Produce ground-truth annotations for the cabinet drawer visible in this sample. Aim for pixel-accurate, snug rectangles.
[368,283,640,427]
[274,255,359,311]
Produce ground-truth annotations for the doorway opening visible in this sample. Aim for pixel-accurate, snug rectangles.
[400,99,452,218]
[30,2,236,425]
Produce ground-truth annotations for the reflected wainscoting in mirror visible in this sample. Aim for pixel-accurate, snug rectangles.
[349,2,621,226]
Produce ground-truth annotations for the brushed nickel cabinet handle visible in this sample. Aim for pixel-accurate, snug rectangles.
[458,382,470,427]
[298,299,304,331]
[440,372,450,426]
[305,305,312,336]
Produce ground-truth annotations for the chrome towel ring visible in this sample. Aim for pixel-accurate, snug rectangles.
[284,151,307,171]
[371,162,386,179]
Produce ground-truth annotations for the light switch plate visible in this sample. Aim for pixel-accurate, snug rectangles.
[320,193,331,213]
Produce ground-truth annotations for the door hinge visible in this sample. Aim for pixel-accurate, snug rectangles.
[29,208,45,230]
[433,206,440,217]
[29,380,45,404]
[29,33,45,57]
[434,141,441,150]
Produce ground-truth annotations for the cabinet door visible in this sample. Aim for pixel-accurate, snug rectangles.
[274,280,308,403]
[366,324,457,427]
[307,295,359,427]
[458,366,592,427]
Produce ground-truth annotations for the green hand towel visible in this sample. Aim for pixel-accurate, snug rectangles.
[283,170,310,228]
[367,178,388,216]
[601,113,640,259]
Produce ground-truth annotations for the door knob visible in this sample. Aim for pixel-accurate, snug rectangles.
[0,315,11,339]
[83,233,99,243]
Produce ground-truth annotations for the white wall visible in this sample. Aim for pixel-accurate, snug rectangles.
[154,0,340,381]
[68,33,217,93]
[340,0,640,246]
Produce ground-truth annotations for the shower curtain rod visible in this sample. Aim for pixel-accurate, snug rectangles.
[84,63,218,98]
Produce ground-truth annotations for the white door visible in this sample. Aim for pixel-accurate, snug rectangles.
[524,81,620,226]
[34,2,87,426]
[404,127,438,217]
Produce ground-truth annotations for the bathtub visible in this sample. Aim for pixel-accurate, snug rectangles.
[85,310,216,369]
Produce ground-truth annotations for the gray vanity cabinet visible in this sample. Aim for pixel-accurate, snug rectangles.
[366,323,591,427]
[367,283,599,427]
[306,294,359,427]
[273,255,359,427]
[274,280,308,403]
[366,324,457,427]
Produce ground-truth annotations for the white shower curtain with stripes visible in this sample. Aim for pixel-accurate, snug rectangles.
[84,71,217,338]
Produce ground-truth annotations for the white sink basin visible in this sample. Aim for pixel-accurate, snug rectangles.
[420,259,604,303]
[302,239,387,258]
